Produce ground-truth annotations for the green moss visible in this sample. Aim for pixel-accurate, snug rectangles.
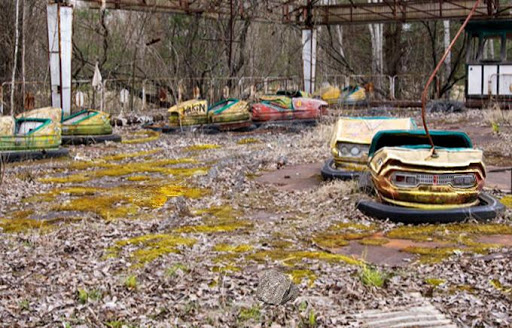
[501,196,512,208]
[360,264,387,288]
[358,238,389,246]
[109,233,196,268]
[185,144,221,151]
[238,306,261,322]
[425,278,446,287]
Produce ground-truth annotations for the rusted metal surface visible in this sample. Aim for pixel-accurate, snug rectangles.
[75,0,304,24]
[329,117,415,169]
[168,98,251,127]
[303,0,508,26]
[251,96,326,122]
[370,147,486,209]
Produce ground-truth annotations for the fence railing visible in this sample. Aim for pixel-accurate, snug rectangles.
[1,73,446,115]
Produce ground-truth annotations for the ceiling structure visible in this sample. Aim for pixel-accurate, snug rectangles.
[74,0,511,26]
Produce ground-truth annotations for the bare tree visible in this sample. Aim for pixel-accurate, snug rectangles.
[10,0,21,115]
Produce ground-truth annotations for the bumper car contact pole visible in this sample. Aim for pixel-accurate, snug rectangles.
[421,0,482,158]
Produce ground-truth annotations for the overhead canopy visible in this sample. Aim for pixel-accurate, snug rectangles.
[466,20,512,35]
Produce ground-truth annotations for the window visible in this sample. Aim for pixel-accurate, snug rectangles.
[480,36,503,62]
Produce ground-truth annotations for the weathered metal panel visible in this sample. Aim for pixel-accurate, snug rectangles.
[467,65,482,95]
[60,5,73,116]
[47,3,73,116]
[47,4,61,110]
[369,148,485,208]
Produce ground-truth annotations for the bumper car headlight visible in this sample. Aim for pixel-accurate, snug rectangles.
[336,143,367,158]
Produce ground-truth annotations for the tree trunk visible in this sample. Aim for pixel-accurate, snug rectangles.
[21,0,26,110]
[368,0,383,95]
[10,0,21,115]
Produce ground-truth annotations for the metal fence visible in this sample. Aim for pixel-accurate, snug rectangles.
[1,73,446,115]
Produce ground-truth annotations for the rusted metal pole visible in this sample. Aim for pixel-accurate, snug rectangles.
[421,0,482,156]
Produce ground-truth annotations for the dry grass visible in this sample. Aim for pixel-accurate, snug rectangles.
[483,104,512,126]
[298,123,334,149]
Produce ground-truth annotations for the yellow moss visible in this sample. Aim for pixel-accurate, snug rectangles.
[39,175,90,184]
[387,223,512,242]
[501,196,512,208]
[122,130,160,144]
[313,222,378,248]
[53,195,139,220]
[174,220,253,234]
[237,138,260,145]
[402,246,464,264]
[58,187,99,196]
[288,269,317,287]
[449,285,475,294]
[127,176,151,182]
[193,205,240,220]
[0,216,81,233]
[185,144,221,151]
[50,183,204,220]
[41,158,204,184]
[213,244,254,253]
[212,265,241,273]
[330,222,378,232]
[248,249,361,266]
[358,238,389,246]
[312,234,349,248]
[269,240,294,249]
[110,233,196,267]
[102,149,160,161]
[425,278,446,287]
[490,279,512,293]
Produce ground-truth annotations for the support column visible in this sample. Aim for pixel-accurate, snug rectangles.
[47,1,73,115]
[302,28,317,94]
